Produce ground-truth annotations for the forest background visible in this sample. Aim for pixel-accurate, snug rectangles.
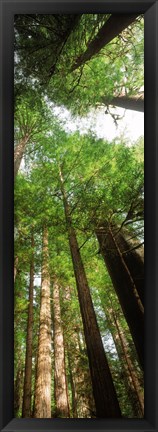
[14,13,144,419]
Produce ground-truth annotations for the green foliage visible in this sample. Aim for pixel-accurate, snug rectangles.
[14,125,144,417]
[14,13,144,419]
[15,14,143,115]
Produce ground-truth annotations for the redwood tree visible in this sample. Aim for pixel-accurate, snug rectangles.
[22,233,34,417]
[53,279,70,417]
[34,226,52,418]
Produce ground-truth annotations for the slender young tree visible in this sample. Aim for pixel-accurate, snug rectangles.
[14,362,24,417]
[66,324,95,417]
[34,226,52,418]
[67,352,78,417]
[61,284,95,418]
[109,309,144,416]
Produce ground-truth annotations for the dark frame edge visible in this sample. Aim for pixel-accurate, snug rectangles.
[0,0,157,14]
[0,1,158,432]
[0,419,157,432]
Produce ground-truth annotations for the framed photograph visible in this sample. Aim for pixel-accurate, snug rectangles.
[0,1,157,432]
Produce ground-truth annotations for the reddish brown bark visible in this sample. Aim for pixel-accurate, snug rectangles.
[53,280,70,417]
[22,233,34,417]
[34,226,52,418]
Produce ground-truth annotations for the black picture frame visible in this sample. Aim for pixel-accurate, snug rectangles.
[0,0,157,431]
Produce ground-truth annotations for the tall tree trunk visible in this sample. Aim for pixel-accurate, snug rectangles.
[109,328,137,415]
[34,226,52,418]
[71,14,138,72]
[59,167,121,418]
[14,134,30,178]
[67,352,78,418]
[14,362,24,417]
[95,223,144,369]
[67,331,95,418]
[22,233,34,417]
[102,94,144,112]
[116,229,144,306]
[80,355,96,418]
[111,310,144,416]
[63,286,94,418]
[53,279,70,418]
[98,293,142,417]
[32,350,38,418]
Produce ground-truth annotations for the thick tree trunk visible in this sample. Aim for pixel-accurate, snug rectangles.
[95,223,144,369]
[59,167,121,418]
[103,94,144,112]
[111,311,144,416]
[22,233,34,417]
[116,229,144,306]
[34,226,52,418]
[53,280,70,418]
[14,135,30,178]
[71,14,138,72]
